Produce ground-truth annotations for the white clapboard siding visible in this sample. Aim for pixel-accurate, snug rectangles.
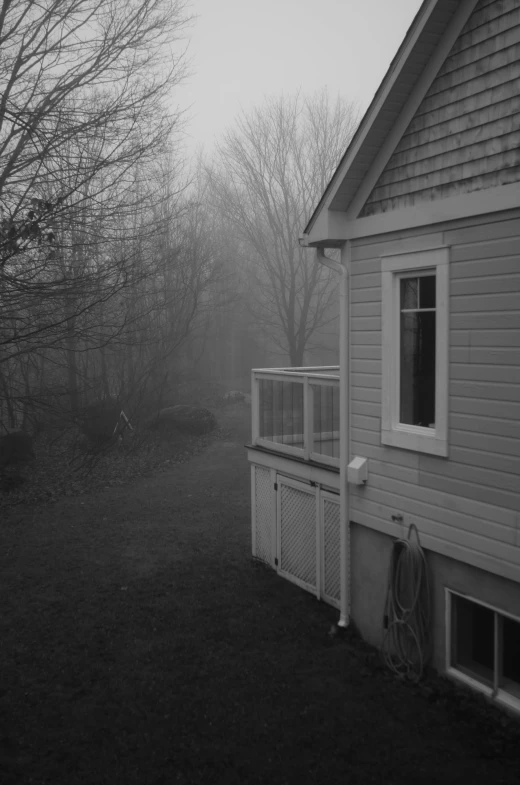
[450,396,520,419]
[351,317,382,332]
[349,440,420,470]
[349,212,520,582]
[451,380,519,401]
[449,446,520,478]
[450,412,520,440]
[451,329,520,347]
[351,346,382,361]
[350,387,381,404]
[351,331,381,346]
[351,400,381,418]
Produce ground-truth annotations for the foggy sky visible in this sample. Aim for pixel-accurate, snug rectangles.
[177,0,423,151]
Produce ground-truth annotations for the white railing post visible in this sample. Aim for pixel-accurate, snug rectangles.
[251,370,260,444]
[306,376,314,460]
[303,375,311,460]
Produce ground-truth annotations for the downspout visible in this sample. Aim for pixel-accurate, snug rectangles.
[316,245,351,628]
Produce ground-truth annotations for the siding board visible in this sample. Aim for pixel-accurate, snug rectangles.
[451,362,520,384]
[350,288,382,304]
[450,412,520,440]
[351,232,444,259]
[351,331,381,345]
[351,318,382,331]
[350,387,381,403]
[450,429,520,458]
[352,414,380,432]
[451,275,520,295]
[419,471,520,512]
[419,454,520,495]
[449,445,520,476]
[450,395,520,419]
[450,292,519,312]
[351,345,381,360]
[351,303,381,318]
[451,258,520,278]
[450,379,520,402]
[451,347,520,364]
[451,329,520,347]
[351,373,381,390]
[451,236,520,260]
[451,312,520,330]
[351,360,380,375]
[349,440,420,469]
[444,215,520,243]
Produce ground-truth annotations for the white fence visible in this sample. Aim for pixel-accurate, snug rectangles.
[251,367,340,468]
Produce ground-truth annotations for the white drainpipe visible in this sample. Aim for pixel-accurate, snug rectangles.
[316,244,351,628]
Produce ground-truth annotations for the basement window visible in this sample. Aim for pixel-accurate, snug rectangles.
[381,248,448,456]
[447,590,520,713]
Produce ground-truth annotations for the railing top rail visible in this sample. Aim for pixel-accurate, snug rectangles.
[252,365,339,373]
[253,370,340,381]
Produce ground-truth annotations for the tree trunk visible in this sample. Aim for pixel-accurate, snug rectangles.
[66,317,79,415]
[0,366,16,428]
[100,345,111,400]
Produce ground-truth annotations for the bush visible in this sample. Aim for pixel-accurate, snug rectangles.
[79,399,122,448]
[148,405,217,436]
[0,430,35,469]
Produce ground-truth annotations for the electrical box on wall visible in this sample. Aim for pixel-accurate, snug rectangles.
[347,456,368,485]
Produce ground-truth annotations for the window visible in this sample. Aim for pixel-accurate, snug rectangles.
[447,591,520,713]
[381,248,448,456]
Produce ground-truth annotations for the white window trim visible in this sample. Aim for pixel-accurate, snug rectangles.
[445,589,520,717]
[381,247,449,457]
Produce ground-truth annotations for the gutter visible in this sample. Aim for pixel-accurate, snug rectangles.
[313,244,351,629]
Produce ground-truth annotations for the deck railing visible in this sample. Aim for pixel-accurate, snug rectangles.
[251,366,340,468]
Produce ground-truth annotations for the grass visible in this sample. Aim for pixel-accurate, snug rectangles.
[1,405,519,784]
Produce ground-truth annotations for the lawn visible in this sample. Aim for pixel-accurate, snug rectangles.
[1,405,518,785]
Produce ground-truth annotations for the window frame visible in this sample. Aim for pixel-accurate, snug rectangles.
[445,589,520,715]
[381,247,449,457]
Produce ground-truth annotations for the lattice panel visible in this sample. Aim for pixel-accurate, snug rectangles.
[254,466,273,564]
[279,483,316,589]
[323,498,341,602]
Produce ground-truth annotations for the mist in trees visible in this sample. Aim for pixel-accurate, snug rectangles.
[207,90,358,366]
[0,0,358,448]
[0,0,225,429]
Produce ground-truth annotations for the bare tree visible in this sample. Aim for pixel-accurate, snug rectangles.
[0,0,191,351]
[0,0,194,424]
[209,90,358,366]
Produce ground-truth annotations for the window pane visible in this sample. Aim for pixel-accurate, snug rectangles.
[311,383,339,458]
[452,596,494,685]
[258,379,303,447]
[400,311,436,426]
[420,275,436,308]
[400,277,418,310]
[502,616,520,695]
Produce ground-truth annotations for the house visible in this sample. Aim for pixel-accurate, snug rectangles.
[246,0,520,715]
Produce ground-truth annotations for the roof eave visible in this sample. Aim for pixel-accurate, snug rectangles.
[303,0,459,243]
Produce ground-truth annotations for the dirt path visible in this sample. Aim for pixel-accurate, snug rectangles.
[1,406,518,785]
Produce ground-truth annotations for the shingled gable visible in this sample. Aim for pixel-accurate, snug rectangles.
[302,0,520,246]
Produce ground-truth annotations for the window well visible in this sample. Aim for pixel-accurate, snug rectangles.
[449,592,520,711]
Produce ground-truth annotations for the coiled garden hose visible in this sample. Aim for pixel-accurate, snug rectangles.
[381,523,431,682]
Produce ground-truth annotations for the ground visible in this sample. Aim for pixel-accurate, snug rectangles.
[1,405,519,785]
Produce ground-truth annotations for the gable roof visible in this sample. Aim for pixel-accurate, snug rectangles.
[303,0,473,240]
